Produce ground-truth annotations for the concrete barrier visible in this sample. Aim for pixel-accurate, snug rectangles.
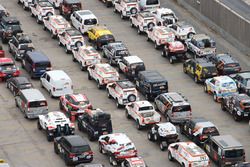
[176,0,250,55]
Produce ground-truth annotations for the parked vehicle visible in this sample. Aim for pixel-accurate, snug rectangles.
[152,8,178,26]
[8,33,34,60]
[19,0,33,10]
[21,51,52,78]
[234,162,250,167]
[208,53,241,75]
[183,58,218,83]
[118,55,145,80]
[87,63,119,89]
[15,88,48,119]
[125,100,161,130]
[168,21,196,41]
[59,0,82,19]
[54,135,93,165]
[30,0,55,24]
[0,5,9,19]
[98,133,137,166]
[37,111,75,141]
[100,0,113,8]
[106,80,138,108]
[186,34,216,58]
[130,11,155,34]
[168,142,210,167]
[221,93,250,121]
[154,92,192,123]
[102,41,130,66]
[135,70,168,100]
[138,0,160,11]
[40,70,73,97]
[148,122,179,151]
[77,108,113,141]
[58,28,84,53]
[113,0,139,19]
[6,76,33,96]
[231,71,250,96]
[204,135,245,167]
[204,76,238,102]
[179,117,220,146]
[71,10,98,34]
[121,157,147,167]
[0,58,21,81]
[48,0,63,8]
[0,16,23,43]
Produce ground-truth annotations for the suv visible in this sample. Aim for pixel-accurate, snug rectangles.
[30,0,55,24]
[113,0,139,19]
[59,0,82,19]
[204,135,245,166]
[22,51,52,78]
[135,70,168,100]
[0,16,23,43]
[209,53,241,75]
[183,58,218,83]
[125,100,161,130]
[168,21,196,41]
[54,135,93,165]
[118,55,145,80]
[43,15,71,38]
[8,33,34,60]
[102,41,130,65]
[37,111,75,141]
[58,28,84,53]
[154,92,192,123]
[147,122,179,151]
[106,80,138,108]
[87,63,119,89]
[152,8,178,26]
[0,58,21,81]
[221,93,250,121]
[186,34,216,57]
[130,11,155,34]
[179,117,220,146]
[77,108,113,141]
[98,133,137,166]
[231,71,250,96]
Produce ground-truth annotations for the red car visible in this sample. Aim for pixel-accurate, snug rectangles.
[0,45,5,57]
[0,58,20,81]
[59,93,92,119]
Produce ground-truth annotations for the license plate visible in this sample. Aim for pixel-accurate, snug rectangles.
[244,113,248,116]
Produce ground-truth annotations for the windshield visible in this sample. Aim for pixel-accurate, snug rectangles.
[141,112,154,118]
[202,127,219,135]
[162,13,174,18]
[0,63,15,71]
[224,63,239,68]
[39,2,53,7]
[29,100,47,108]
[172,105,191,112]
[71,145,91,153]
[84,19,97,25]
[19,83,32,89]
[202,66,217,74]
[125,0,137,2]
[116,50,129,57]
[221,82,235,88]
[35,62,50,68]
[146,0,159,5]
[224,149,244,158]
[139,106,153,111]
[151,82,167,91]
[7,25,22,32]
[73,100,89,106]
[19,44,34,51]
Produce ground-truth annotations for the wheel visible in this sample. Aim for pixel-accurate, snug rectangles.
[97,80,102,89]
[54,143,59,154]
[136,120,142,130]
[130,20,134,28]
[109,156,117,166]
[88,72,92,80]
[15,99,18,107]
[233,111,241,122]
[125,109,131,119]
[113,7,117,13]
[153,133,158,141]
[80,64,87,71]
[160,142,166,151]
[147,131,153,141]
[116,99,122,108]
[154,42,159,49]
[65,46,70,54]
[166,115,172,123]
[127,94,136,102]
[36,17,41,24]
[120,13,124,19]
[43,24,47,31]
[99,143,104,153]
[137,26,141,34]
[161,50,166,57]
[37,121,42,130]
[77,122,82,131]
[168,151,174,161]
[47,131,53,142]
[187,32,195,39]
[147,36,150,42]
[194,75,199,83]
[30,12,34,17]
[213,93,218,102]
[51,31,56,39]
[40,81,44,88]
[58,40,62,46]
[107,90,112,98]
[88,132,95,141]
[169,57,174,64]
[183,66,187,74]
[204,84,208,93]
[72,55,76,62]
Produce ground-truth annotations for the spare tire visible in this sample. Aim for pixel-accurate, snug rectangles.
[147,22,155,29]
[128,94,136,102]
[75,41,83,48]
[130,7,138,15]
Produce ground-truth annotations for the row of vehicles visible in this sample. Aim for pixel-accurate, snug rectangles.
[0,0,248,166]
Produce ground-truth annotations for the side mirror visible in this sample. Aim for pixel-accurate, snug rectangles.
[171,144,178,150]
[44,17,49,21]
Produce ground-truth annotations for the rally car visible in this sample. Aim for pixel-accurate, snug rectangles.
[169,21,196,41]
[98,133,137,166]
[130,11,155,34]
[148,122,179,151]
[102,41,130,66]
[152,8,178,26]
[106,80,138,108]
[121,157,147,167]
[30,0,55,24]
[204,75,238,102]
[43,15,71,38]
[19,0,33,10]
[58,28,84,53]
[77,108,113,141]
[87,26,115,50]
[0,58,20,81]
[186,34,216,57]
[168,142,210,167]
[37,111,75,141]
[8,33,34,60]
[72,45,102,71]
[118,55,145,80]
[179,117,220,146]
[113,0,139,19]
[221,93,250,121]
[87,63,119,89]
[125,100,161,130]
[59,93,92,119]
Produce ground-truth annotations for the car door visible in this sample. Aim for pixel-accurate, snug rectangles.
[71,12,78,28]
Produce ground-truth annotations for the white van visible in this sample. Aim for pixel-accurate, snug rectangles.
[40,70,73,97]
[138,0,160,11]
[70,10,98,34]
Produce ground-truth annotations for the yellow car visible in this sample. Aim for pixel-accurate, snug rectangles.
[87,26,115,50]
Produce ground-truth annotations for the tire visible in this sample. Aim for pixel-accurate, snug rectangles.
[72,55,76,62]
[40,81,44,88]
[127,94,136,102]
[137,26,141,35]
[50,90,53,98]
[43,25,47,31]
[47,131,53,142]
[65,46,70,54]
[116,98,122,108]
[30,12,34,17]
[107,90,112,98]
[120,13,124,20]
[125,109,131,119]
[15,99,18,107]
[88,72,92,80]
[102,51,106,58]
[36,17,41,24]
[194,75,199,83]
[147,22,155,30]
[37,120,42,130]
[88,132,95,141]
[113,7,117,13]
[154,42,159,49]
[183,66,187,74]
[187,32,195,39]
[213,93,218,102]
[54,143,59,154]
[130,7,137,15]
[147,131,153,141]
[204,84,208,93]
[153,133,158,141]
[160,142,166,151]
[80,64,87,71]
[221,102,226,111]
[58,40,62,46]
[109,156,117,166]
[97,80,102,89]
[169,56,174,64]
[136,120,142,130]
[168,151,174,161]
[130,20,134,28]
[233,111,241,122]
[99,143,103,153]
